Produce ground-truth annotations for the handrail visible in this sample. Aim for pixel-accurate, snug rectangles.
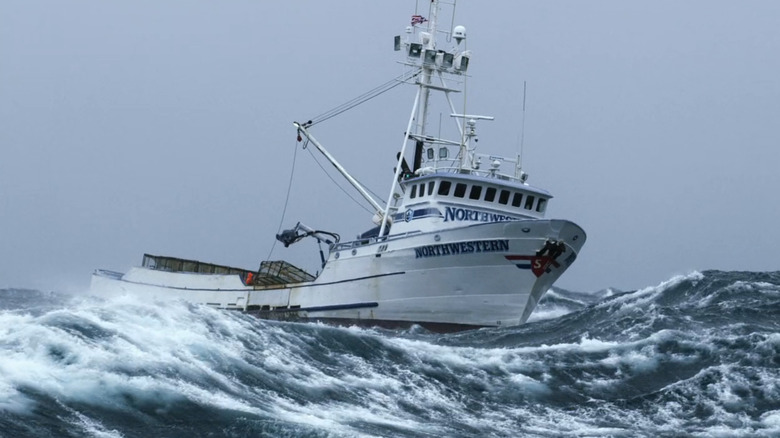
[331,230,423,251]
[410,165,524,183]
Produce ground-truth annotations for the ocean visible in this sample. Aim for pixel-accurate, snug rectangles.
[1,270,778,437]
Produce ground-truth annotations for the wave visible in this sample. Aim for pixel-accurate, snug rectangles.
[1,270,779,437]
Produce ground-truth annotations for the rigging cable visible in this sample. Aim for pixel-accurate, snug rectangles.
[308,69,421,127]
[268,69,415,256]
[265,136,301,262]
[304,145,376,216]
[301,70,416,209]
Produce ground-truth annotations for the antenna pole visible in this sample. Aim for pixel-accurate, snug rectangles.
[517,81,527,178]
[520,81,527,152]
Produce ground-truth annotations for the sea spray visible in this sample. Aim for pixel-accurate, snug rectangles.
[1,270,778,437]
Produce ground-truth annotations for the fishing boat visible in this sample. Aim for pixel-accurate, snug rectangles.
[91,0,586,332]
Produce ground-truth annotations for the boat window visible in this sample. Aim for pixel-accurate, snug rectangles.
[410,184,417,199]
[512,192,523,207]
[536,198,547,213]
[439,147,448,159]
[438,180,451,196]
[427,148,434,160]
[498,190,510,205]
[469,185,482,200]
[454,183,467,198]
[428,181,435,196]
[419,183,426,198]
[484,187,496,202]
[525,195,535,210]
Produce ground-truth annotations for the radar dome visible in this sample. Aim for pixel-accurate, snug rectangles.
[453,25,466,44]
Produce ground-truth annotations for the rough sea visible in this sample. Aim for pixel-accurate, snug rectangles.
[1,270,778,437]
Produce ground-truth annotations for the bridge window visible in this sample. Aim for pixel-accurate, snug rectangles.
[438,180,451,196]
[536,198,547,212]
[512,192,523,207]
[498,190,510,205]
[484,187,496,202]
[469,185,482,200]
[410,184,417,199]
[428,181,435,196]
[454,183,467,198]
[419,183,426,198]
[524,195,535,210]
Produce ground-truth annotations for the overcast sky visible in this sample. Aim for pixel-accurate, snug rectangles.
[2,1,779,293]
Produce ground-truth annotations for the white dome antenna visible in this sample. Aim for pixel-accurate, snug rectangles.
[453,25,466,44]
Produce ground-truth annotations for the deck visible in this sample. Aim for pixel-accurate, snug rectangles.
[141,254,315,287]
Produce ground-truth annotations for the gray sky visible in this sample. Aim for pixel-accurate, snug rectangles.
[2,1,779,293]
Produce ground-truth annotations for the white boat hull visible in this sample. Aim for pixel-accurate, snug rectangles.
[91,219,585,331]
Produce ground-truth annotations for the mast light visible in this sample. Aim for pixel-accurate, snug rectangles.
[438,51,454,69]
[408,43,422,58]
[454,50,471,72]
[424,50,437,66]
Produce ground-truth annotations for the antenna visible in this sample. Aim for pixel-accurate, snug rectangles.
[438,112,443,141]
[448,1,457,42]
[518,81,527,168]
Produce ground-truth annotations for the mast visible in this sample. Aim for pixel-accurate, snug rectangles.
[416,1,439,141]
[378,2,442,238]
[379,0,476,236]
[379,0,453,237]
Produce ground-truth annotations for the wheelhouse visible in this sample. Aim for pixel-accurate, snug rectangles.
[389,173,552,235]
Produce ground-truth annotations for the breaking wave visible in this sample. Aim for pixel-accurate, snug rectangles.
[1,270,779,437]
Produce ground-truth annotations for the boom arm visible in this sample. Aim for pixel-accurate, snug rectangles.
[294,122,385,215]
